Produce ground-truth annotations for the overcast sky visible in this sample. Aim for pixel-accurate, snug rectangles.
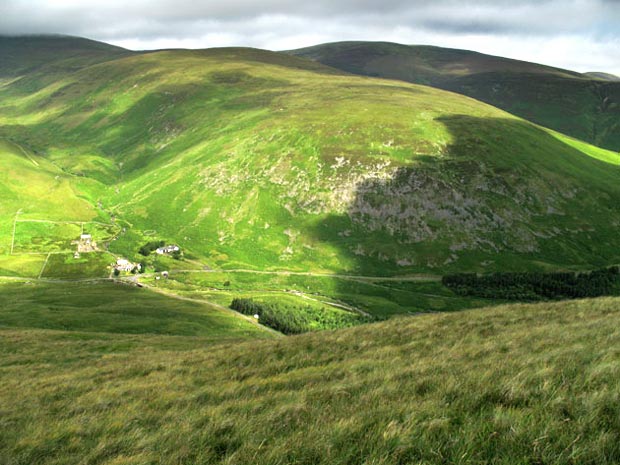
[2,0,619,75]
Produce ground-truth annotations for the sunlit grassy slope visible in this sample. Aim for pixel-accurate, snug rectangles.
[0,138,104,258]
[2,293,619,464]
[2,37,620,277]
[290,41,620,151]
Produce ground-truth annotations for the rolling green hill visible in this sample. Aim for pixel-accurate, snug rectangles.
[0,35,131,79]
[585,72,620,82]
[289,41,620,151]
[2,37,620,464]
[2,38,620,286]
[2,290,619,464]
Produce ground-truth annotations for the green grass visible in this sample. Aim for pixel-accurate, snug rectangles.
[3,38,620,316]
[552,131,620,164]
[0,138,104,258]
[40,252,113,279]
[0,35,131,83]
[1,44,617,278]
[12,221,118,255]
[0,254,46,277]
[1,293,619,464]
[12,221,82,254]
[154,271,498,317]
[0,280,271,338]
[290,41,620,151]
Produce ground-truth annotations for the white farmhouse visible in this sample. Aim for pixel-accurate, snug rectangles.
[76,233,96,252]
[114,258,140,272]
[156,245,180,255]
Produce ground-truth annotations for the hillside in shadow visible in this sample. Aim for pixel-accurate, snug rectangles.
[314,115,620,277]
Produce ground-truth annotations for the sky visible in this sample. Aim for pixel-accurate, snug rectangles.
[1,0,619,75]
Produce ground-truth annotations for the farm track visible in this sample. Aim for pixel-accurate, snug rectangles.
[0,267,441,288]
[285,290,373,316]
[9,209,21,255]
[14,219,115,226]
[165,268,442,283]
[12,140,39,167]
[38,253,51,279]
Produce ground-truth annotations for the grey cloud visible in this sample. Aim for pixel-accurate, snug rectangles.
[0,0,618,73]
[1,0,617,38]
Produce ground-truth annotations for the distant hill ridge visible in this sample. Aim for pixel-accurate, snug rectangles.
[289,41,620,151]
[289,41,587,80]
[0,35,131,77]
[586,72,620,81]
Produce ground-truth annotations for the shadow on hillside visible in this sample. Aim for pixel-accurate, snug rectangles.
[442,75,620,152]
[312,115,620,281]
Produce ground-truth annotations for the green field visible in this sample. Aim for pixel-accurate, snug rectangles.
[40,253,113,279]
[12,220,118,255]
[12,221,82,254]
[152,270,499,317]
[0,254,46,278]
[0,280,272,338]
[1,288,619,464]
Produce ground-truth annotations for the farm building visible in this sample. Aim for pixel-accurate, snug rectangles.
[156,245,180,255]
[114,258,140,273]
[77,233,96,253]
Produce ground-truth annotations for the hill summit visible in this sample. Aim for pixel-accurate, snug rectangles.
[289,41,620,151]
[0,35,130,77]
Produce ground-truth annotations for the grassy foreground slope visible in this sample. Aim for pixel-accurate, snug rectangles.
[2,41,620,276]
[289,41,620,151]
[2,295,619,464]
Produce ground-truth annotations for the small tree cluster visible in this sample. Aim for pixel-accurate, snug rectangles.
[230,298,371,335]
[139,240,165,257]
[442,266,620,300]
